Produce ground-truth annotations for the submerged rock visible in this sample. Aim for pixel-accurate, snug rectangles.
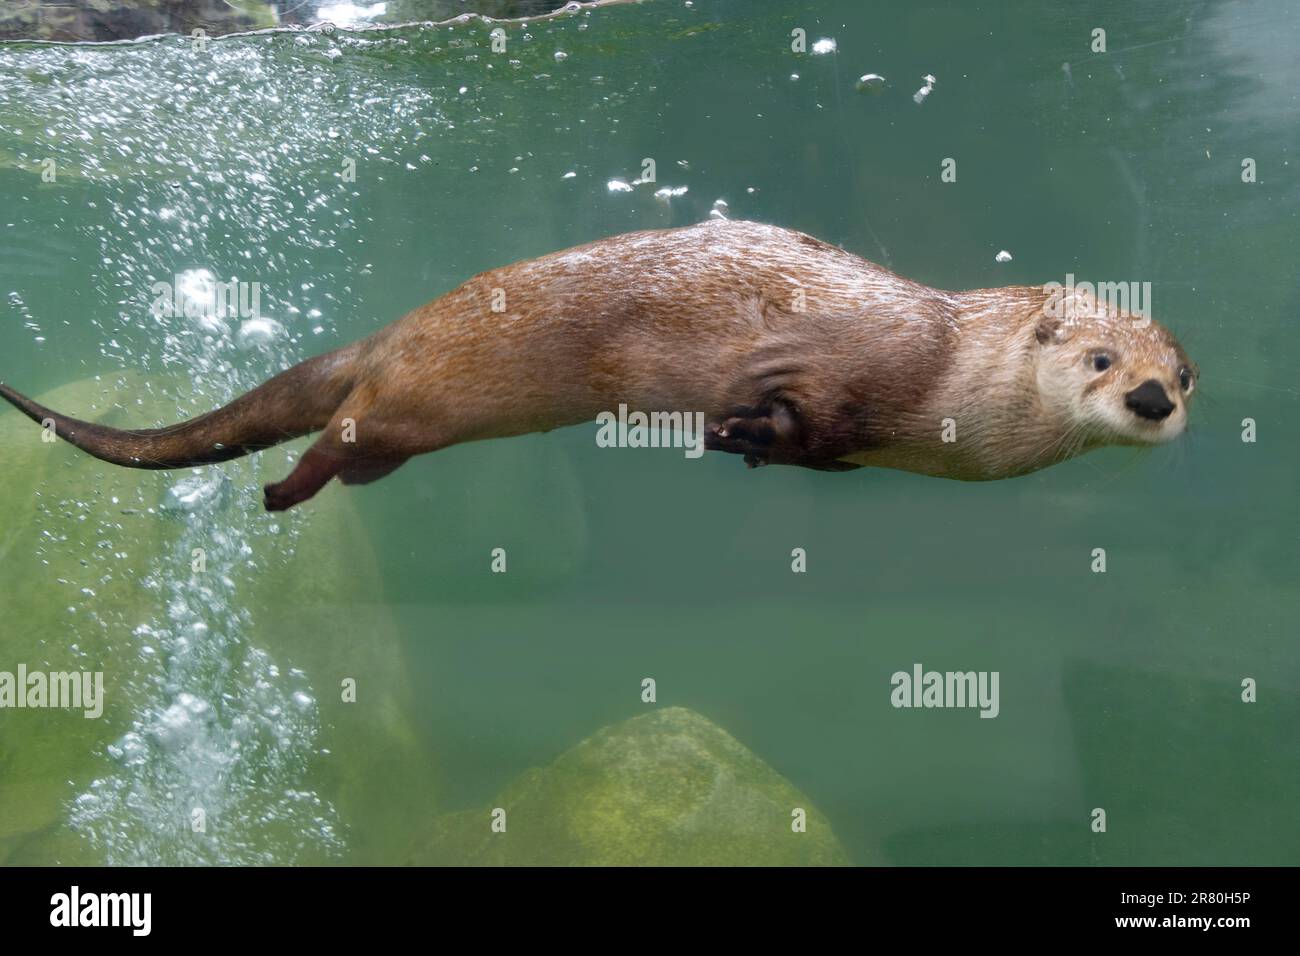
[0,372,435,865]
[414,707,849,866]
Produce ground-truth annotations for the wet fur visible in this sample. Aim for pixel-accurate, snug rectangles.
[0,220,1192,511]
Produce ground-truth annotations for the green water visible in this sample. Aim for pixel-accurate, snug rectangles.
[1,0,1297,865]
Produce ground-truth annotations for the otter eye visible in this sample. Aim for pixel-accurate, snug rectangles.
[1092,353,1112,372]
[1179,366,1194,392]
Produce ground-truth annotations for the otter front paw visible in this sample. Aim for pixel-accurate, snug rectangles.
[705,418,772,467]
[705,403,801,467]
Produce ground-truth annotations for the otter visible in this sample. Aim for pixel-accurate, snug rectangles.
[0,220,1196,511]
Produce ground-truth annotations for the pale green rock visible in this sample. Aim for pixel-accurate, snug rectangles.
[414,706,849,866]
[0,372,435,864]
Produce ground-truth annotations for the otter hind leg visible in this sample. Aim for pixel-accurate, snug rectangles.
[265,448,412,510]
[263,378,430,510]
[263,442,347,512]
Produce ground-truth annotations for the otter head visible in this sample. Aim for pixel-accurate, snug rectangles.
[1033,291,1196,450]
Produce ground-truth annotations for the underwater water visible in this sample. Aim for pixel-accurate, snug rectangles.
[0,0,1297,866]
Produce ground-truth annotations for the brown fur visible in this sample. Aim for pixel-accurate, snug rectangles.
[0,220,1195,510]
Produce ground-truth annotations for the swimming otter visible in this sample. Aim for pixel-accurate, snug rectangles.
[0,220,1196,511]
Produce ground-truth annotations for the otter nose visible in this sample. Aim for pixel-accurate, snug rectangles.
[1125,379,1175,421]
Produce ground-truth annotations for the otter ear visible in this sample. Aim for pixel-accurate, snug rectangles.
[1035,316,1072,346]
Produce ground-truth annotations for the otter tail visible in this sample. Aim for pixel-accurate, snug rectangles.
[0,343,361,470]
